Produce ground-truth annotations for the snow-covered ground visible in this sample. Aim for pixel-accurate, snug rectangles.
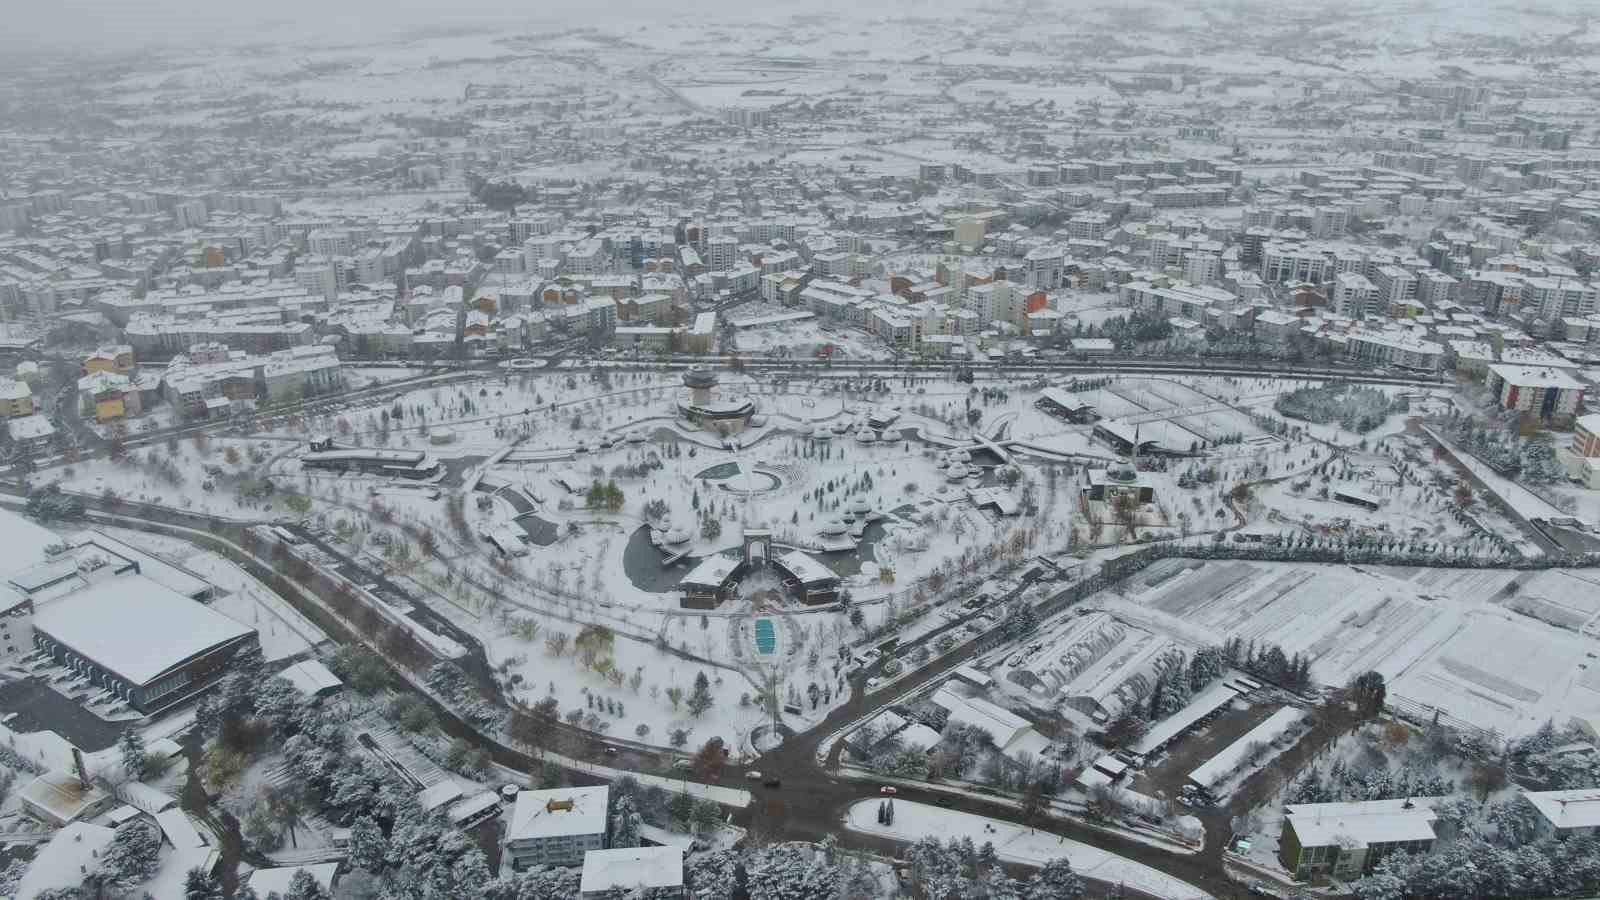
[844,799,1213,899]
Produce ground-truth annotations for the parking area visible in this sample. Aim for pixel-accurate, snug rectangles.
[1130,699,1281,805]
[0,676,131,752]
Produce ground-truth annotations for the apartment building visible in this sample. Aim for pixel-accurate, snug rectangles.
[1334,272,1379,318]
[501,787,609,873]
[1343,331,1444,373]
[1280,798,1442,881]
[1486,364,1585,422]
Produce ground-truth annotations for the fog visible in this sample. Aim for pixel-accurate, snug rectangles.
[2,0,908,55]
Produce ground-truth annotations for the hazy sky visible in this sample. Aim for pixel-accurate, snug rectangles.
[1,0,899,56]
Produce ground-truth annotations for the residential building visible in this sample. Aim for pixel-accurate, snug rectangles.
[0,379,34,418]
[1573,414,1600,458]
[1280,798,1442,881]
[579,847,685,898]
[501,786,609,872]
[1521,789,1600,840]
[1486,364,1585,422]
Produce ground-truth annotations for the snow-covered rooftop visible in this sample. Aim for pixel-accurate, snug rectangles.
[31,575,255,686]
[244,862,340,898]
[15,822,115,898]
[505,786,609,842]
[1284,797,1442,848]
[1522,789,1600,832]
[578,846,684,893]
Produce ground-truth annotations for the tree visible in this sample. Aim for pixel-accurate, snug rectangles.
[1027,857,1086,899]
[1351,671,1387,718]
[348,814,388,872]
[118,728,148,780]
[611,794,643,848]
[1103,709,1148,749]
[98,821,160,892]
[687,671,715,718]
[701,514,722,541]
[691,737,725,780]
[184,867,224,900]
[666,686,684,711]
[283,868,332,900]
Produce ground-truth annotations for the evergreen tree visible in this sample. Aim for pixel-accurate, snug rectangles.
[687,671,714,718]
[184,867,224,900]
[117,728,147,780]
[347,815,388,872]
[611,794,643,848]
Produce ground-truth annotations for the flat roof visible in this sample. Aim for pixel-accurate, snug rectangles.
[1285,797,1442,848]
[280,659,343,695]
[1188,707,1305,789]
[579,846,684,893]
[679,554,739,589]
[15,823,115,898]
[1522,789,1600,831]
[932,685,1032,749]
[32,575,255,686]
[419,780,465,813]
[1133,679,1244,756]
[0,508,63,567]
[245,862,340,898]
[1488,364,1584,390]
[506,786,609,842]
[777,549,835,586]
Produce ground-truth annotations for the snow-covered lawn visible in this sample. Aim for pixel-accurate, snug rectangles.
[843,799,1213,899]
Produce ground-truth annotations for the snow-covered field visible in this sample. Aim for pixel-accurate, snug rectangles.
[844,799,1213,899]
[1100,559,1600,737]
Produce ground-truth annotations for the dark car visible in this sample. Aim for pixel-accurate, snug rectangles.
[763,777,781,789]
[936,797,953,807]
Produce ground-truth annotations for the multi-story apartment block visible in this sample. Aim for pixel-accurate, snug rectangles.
[1486,364,1584,422]
[501,787,609,873]
[1334,272,1379,318]
[1343,331,1444,372]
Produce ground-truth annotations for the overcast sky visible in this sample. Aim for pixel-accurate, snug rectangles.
[1,0,890,56]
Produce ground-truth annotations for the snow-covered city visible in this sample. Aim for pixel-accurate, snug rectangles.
[2,0,1600,897]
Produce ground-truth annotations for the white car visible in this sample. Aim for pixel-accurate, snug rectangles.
[880,786,898,795]
[745,770,763,781]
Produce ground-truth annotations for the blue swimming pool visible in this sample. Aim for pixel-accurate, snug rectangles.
[754,619,777,655]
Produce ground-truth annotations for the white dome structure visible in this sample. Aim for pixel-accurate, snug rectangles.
[625,429,647,443]
[854,429,877,444]
[819,518,849,536]
[950,448,972,463]
[812,427,832,440]
[830,420,850,434]
[849,498,873,516]
[946,462,969,480]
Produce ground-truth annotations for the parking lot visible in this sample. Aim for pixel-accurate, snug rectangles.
[0,676,129,753]
[1129,699,1281,805]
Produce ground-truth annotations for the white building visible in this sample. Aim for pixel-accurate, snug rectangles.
[1522,789,1600,840]
[579,846,684,898]
[501,786,609,872]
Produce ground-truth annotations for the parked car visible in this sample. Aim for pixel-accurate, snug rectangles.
[745,770,763,781]
[935,796,952,807]
[880,786,898,795]
[763,777,781,788]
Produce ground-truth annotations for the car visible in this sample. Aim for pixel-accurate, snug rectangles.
[935,796,952,807]
[763,777,781,788]
[604,747,618,756]
[866,677,881,688]
[879,786,898,795]
[745,770,763,781]
[672,759,691,770]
